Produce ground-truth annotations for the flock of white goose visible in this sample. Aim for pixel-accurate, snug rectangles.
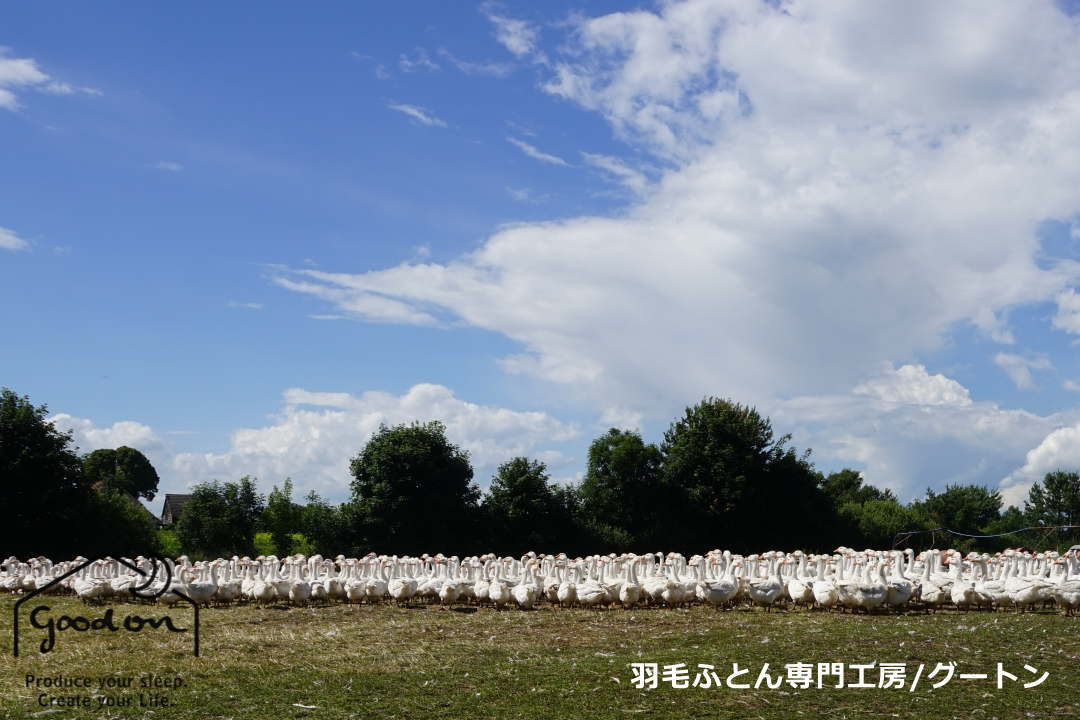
[3,547,1080,615]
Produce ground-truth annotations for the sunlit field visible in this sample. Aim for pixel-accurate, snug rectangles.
[2,595,1077,720]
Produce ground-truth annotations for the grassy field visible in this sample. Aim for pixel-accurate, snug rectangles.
[1,595,1077,720]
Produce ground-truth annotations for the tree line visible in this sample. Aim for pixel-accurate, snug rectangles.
[3,387,1079,559]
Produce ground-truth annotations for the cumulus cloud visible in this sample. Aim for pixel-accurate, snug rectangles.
[171,383,580,500]
[0,49,100,109]
[278,0,1080,423]
[999,424,1080,508]
[49,414,169,487]
[599,407,644,432]
[387,103,447,127]
[50,414,163,452]
[993,353,1052,389]
[774,365,1080,502]
[0,226,30,251]
[853,364,972,407]
[506,137,569,166]
[1052,288,1080,334]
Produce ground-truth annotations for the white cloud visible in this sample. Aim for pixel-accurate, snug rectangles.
[387,103,447,128]
[273,273,440,325]
[228,301,263,310]
[999,423,1080,508]
[399,49,440,73]
[280,1,1080,438]
[0,49,100,109]
[485,10,542,60]
[853,364,971,407]
[599,407,644,432]
[1052,288,1080,334]
[0,226,30,251]
[49,414,164,458]
[506,137,569,166]
[375,64,390,80]
[171,383,580,500]
[152,161,184,172]
[1065,379,1080,392]
[775,365,1080,502]
[580,152,649,194]
[993,353,1052,389]
[437,48,513,77]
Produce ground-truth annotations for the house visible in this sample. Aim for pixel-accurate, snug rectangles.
[160,493,194,526]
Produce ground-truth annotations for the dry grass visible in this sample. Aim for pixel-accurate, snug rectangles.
[2,596,1078,720]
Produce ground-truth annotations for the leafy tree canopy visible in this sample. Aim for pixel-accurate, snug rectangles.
[820,468,896,507]
[0,388,91,557]
[349,421,479,554]
[911,483,1002,536]
[579,428,664,550]
[175,476,264,558]
[83,446,160,501]
[483,457,581,554]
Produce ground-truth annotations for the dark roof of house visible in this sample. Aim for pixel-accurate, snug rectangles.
[160,493,194,522]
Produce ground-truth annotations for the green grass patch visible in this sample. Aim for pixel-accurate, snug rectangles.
[1,596,1077,719]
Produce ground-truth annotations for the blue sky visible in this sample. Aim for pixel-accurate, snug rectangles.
[4,1,1080,510]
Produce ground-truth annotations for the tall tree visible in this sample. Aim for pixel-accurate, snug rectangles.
[300,490,352,556]
[82,446,160,501]
[175,477,265,558]
[911,483,1002,536]
[660,397,826,551]
[349,421,479,555]
[483,457,579,554]
[86,490,162,556]
[820,468,896,507]
[578,428,664,549]
[262,478,301,556]
[838,499,927,549]
[1024,470,1080,546]
[0,388,93,557]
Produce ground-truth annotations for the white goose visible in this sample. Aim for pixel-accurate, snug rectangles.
[746,555,784,611]
[618,557,642,608]
[811,557,839,609]
[511,560,539,609]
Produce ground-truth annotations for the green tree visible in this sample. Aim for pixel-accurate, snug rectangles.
[82,446,160,501]
[0,388,94,557]
[483,457,578,554]
[175,476,265,558]
[1024,470,1080,547]
[262,478,301,556]
[349,421,479,555]
[660,397,828,551]
[820,468,896,507]
[578,429,664,550]
[86,490,162,556]
[910,483,1002,537]
[838,499,927,549]
[300,491,353,556]
[980,505,1029,552]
